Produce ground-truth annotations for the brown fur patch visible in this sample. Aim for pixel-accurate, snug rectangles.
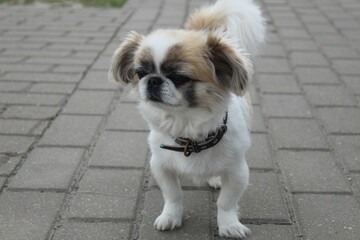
[110,32,143,84]
[206,34,249,96]
[159,32,216,85]
[185,7,226,31]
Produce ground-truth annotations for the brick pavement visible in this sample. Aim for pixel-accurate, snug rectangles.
[0,0,360,239]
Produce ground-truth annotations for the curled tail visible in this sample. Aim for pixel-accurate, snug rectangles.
[185,0,266,56]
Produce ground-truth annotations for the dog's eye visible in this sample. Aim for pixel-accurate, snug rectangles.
[135,69,148,79]
[168,74,193,87]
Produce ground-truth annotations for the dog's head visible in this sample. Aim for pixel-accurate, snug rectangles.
[109,29,252,112]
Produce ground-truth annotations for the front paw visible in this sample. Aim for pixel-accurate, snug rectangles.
[219,222,251,239]
[154,213,182,231]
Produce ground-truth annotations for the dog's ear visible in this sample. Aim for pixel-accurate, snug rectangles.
[206,33,252,96]
[109,31,143,85]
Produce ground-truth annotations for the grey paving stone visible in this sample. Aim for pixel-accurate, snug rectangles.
[92,56,111,71]
[331,135,360,171]
[67,192,137,219]
[295,194,360,240]
[39,115,102,147]
[295,67,340,84]
[257,74,301,93]
[0,156,21,176]
[28,83,76,94]
[2,106,59,119]
[278,150,351,193]
[52,222,131,240]
[322,46,359,59]
[1,48,72,57]
[290,52,329,67]
[107,103,148,131]
[269,119,327,149]
[283,39,318,51]
[342,76,360,94]
[351,174,360,201]
[239,172,290,223]
[255,58,291,73]
[251,106,266,132]
[0,93,65,106]
[78,168,142,198]
[2,72,82,82]
[26,56,92,65]
[303,85,356,106]
[0,192,64,240]
[317,107,360,134]
[138,190,212,240]
[306,23,337,34]
[0,119,38,134]
[247,134,273,169]
[79,71,119,90]
[314,34,348,45]
[89,131,148,168]
[0,135,34,154]
[62,90,114,115]
[262,94,312,118]
[0,82,30,92]
[260,44,286,57]
[333,60,360,75]
[8,147,84,190]
[279,28,310,39]
[0,176,6,188]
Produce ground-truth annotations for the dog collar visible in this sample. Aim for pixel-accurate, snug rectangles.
[160,112,228,157]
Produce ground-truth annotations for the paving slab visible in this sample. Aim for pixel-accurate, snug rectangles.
[0,192,64,240]
[295,194,360,240]
[238,172,290,223]
[62,90,115,115]
[0,135,34,154]
[2,106,59,119]
[52,222,131,240]
[8,147,84,190]
[330,135,360,171]
[39,115,102,147]
[89,131,148,168]
[317,107,360,134]
[277,150,351,193]
[107,103,148,131]
[261,94,312,118]
[0,156,21,176]
[246,134,273,170]
[269,119,328,149]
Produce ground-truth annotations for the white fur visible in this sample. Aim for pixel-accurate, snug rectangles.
[207,0,266,56]
[143,33,179,72]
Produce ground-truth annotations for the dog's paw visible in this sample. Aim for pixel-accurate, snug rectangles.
[154,213,182,231]
[207,176,221,189]
[219,222,251,239]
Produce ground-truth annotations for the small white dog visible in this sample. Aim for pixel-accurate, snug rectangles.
[109,0,265,238]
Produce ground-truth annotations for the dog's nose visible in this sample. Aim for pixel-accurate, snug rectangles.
[148,77,163,88]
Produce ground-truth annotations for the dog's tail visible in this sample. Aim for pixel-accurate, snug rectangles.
[185,0,266,56]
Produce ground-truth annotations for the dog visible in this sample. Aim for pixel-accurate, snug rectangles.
[109,0,265,238]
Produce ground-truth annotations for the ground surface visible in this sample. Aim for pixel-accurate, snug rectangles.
[0,0,360,239]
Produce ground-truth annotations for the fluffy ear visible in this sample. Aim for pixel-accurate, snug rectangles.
[109,31,143,85]
[206,34,253,96]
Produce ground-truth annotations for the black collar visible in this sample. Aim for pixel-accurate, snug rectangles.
[159,112,228,157]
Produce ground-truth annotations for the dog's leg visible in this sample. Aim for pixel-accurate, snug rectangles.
[217,160,251,239]
[151,158,183,231]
